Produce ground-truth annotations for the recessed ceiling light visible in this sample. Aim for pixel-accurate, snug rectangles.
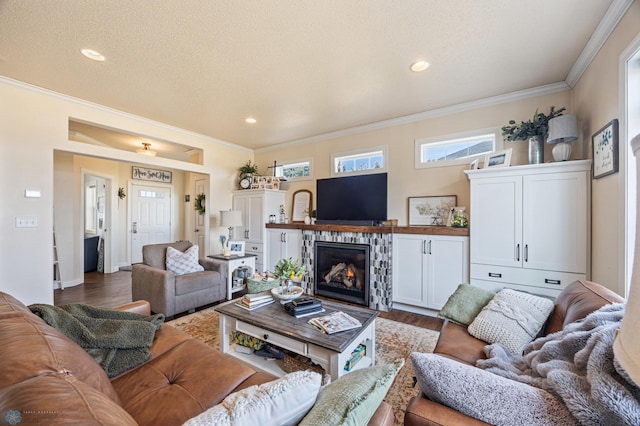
[81,48,106,62]
[245,117,257,124]
[410,60,430,72]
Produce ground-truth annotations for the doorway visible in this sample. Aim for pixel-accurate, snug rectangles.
[82,170,117,275]
[130,183,173,264]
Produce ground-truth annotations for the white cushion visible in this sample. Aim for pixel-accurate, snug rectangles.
[468,289,554,354]
[182,370,322,426]
[166,245,204,275]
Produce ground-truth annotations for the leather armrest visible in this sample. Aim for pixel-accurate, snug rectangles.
[115,300,151,316]
[404,396,490,426]
[367,401,394,425]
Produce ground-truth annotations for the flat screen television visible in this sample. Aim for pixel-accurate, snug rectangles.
[316,173,387,225]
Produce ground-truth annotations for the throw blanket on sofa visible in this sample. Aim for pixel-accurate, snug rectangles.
[477,303,640,425]
[29,304,164,378]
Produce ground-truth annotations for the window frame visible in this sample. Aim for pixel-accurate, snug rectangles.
[274,157,313,182]
[414,127,502,169]
[330,145,388,177]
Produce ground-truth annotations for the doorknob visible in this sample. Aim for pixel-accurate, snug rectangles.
[132,222,137,234]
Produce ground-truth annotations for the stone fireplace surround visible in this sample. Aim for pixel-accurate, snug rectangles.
[266,223,469,312]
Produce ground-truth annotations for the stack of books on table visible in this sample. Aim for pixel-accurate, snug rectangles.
[235,291,275,311]
[308,311,362,334]
[284,297,324,318]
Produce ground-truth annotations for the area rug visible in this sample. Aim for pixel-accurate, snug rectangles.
[167,307,439,425]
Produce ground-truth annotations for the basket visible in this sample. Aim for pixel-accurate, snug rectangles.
[246,277,279,294]
[283,352,329,384]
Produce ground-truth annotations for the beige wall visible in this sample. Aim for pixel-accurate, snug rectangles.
[0,78,252,305]
[572,0,640,294]
[256,91,572,227]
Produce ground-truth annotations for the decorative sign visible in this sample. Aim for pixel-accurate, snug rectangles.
[132,166,172,183]
[592,119,619,179]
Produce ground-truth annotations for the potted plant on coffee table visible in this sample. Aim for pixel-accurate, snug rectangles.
[273,257,305,299]
[501,106,565,164]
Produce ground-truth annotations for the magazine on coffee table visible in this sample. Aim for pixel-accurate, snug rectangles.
[308,311,362,334]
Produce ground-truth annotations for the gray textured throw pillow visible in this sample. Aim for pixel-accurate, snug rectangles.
[468,288,554,354]
[438,284,495,325]
[411,353,577,426]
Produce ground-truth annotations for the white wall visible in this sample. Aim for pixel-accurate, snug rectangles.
[0,78,252,305]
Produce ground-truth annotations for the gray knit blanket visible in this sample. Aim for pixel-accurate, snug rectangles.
[477,303,640,425]
[29,304,164,378]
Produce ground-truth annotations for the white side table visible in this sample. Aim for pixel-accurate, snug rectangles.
[207,254,256,300]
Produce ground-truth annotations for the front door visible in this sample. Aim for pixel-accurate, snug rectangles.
[131,184,172,264]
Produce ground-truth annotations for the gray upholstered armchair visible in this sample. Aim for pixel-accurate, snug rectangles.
[131,241,224,317]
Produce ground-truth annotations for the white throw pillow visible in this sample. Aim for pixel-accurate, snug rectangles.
[468,289,554,354]
[166,245,204,275]
[182,370,322,426]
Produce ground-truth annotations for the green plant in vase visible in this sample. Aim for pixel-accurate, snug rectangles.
[501,106,566,164]
[274,257,305,294]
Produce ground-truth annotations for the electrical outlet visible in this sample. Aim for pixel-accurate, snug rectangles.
[15,216,38,228]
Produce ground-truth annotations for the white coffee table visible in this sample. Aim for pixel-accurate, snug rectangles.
[216,298,378,382]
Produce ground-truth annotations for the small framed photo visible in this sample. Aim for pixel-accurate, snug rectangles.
[228,241,245,256]
[408,195,457,226]
[592,119,619,179]
[484,148,512,168]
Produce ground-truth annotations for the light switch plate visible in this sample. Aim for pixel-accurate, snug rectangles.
[25,190,41,198]
[16,216,38,228]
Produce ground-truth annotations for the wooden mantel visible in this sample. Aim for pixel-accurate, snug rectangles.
[265,223,469,236]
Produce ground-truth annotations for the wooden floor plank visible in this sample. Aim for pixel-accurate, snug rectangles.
[55,271,443,332]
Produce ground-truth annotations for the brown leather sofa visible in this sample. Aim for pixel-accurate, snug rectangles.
[0,291,394,425]
[404,280,625,426]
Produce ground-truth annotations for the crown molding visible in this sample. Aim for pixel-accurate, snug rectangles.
[565,0,634,87]
[0,76,252,153]
[257,82,570,152]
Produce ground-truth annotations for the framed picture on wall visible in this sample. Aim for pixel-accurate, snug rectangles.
[592,119,619,179]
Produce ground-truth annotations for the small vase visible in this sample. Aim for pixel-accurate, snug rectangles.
[528,136,544,164]
[304,215,311,225]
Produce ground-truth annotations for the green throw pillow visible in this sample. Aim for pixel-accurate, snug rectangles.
[299,359,404,426]
[438,284,495,326]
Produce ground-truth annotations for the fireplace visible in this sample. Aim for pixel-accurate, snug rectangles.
[314,241,370,306]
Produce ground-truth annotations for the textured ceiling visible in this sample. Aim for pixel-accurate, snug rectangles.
[0,0,615,150]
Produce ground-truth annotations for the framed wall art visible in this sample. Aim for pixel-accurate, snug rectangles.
[408,195,457,226]
[132,166,172,183]
[592,119,619,179]
[291,189,312,222]
[484,148,512,168]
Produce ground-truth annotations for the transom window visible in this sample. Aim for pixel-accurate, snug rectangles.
[274,158,312,181]
[415,129,500,169]
[331,146,388,176]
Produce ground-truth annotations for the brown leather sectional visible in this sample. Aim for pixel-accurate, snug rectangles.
[404,280,625,426]
[0,292,393,425]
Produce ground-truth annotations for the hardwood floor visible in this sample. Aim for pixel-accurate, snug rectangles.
[55,271,443,332]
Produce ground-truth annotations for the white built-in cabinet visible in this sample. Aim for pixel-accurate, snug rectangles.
[392,234,469,310]
[266,228,302,272]
[465,160,591,297]
[232,189,286,273]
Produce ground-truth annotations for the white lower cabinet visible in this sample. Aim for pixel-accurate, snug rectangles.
[266,228,302,272]
[392,234,469,310]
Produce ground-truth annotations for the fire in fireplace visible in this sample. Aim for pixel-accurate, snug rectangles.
[314,241,370,306]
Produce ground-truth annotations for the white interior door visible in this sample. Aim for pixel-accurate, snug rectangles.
[131,184,172,264]
[194,178,206,258]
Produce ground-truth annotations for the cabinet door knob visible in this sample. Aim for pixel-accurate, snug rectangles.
[516,244,520,261]
[488,272,502,278]
[524,244,529,262]
[428,240,432,255]
[545,278,561,285]
[263,334,269,340]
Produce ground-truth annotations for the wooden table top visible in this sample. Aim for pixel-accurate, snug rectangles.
[216,297,379,353]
